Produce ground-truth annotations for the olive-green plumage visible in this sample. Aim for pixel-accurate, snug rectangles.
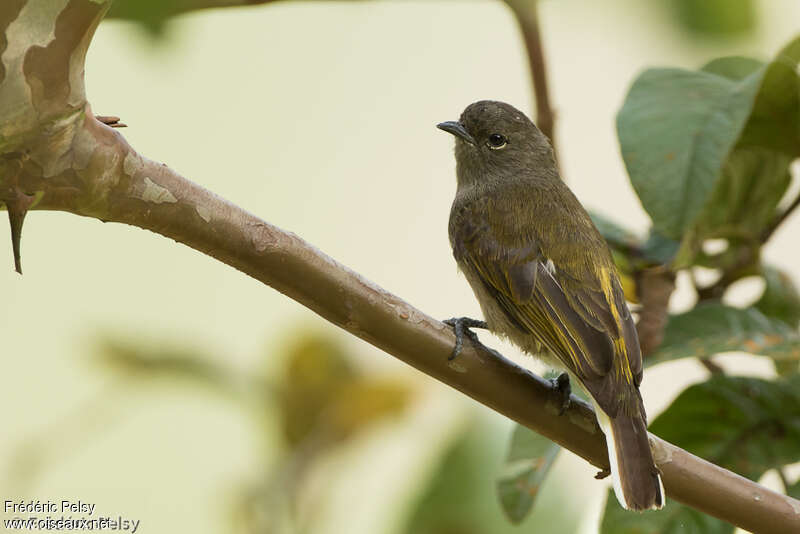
[439,101,663,512]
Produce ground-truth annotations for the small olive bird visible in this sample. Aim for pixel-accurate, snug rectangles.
[438,101,664,512]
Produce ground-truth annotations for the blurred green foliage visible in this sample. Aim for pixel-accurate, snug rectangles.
[277,334,411,447]
[601,375,800,533]
[757,266,800,329]
[107,0,204,36]
[617,40,800,261]
[105,0,757,44]
[669,0,756,37]
[495,425,560,524]
[601,488,734,534]
[650,375,800,482]
[645,302,800,367]
[501,33,800,532]
[89,330,585,534]
[404,422,580,534]
[14,330,415,534]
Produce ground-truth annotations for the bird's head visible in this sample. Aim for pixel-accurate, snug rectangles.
[437,100,557,189]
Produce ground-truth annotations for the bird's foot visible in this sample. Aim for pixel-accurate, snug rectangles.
[443,317,488,360]
[551,372,571,415]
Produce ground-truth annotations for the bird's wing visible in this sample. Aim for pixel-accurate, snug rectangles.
[451,197,641,413]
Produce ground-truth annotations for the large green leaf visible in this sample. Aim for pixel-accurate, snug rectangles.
[617,68,762,239]
[649,375,800,481]
[691,148,792,242]
[407,424,579,534]
[617,36,800,240]
[675,42,800,266]
[600,490,733,534]
[646,302,800,367]
[589,211,640,252]
[496,425,560,524]
[589,212,680,270]
[755,266,800,376]
[756,266,800,328]
[640,228,680,264]
[735,37,800,156]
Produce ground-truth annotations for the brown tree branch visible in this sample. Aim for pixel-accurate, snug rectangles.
[504,0,557,159]
[697,189,799,301]
[635,266,675,356]
[10,111,800,533]
[10,110,800,534]
[2,2,800,533]
[696,245,760,301]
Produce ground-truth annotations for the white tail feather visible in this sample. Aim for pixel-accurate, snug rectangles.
[595,404,664,511]
[595,407,631,510]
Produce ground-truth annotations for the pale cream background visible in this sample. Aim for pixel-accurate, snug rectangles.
[2,1,800,533]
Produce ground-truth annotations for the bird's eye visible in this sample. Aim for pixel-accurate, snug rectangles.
[487,133,507,150]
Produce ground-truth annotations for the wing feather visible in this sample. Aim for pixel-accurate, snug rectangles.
[451,195,641,415]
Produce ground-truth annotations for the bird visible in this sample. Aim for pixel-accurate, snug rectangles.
[438,100,664,512]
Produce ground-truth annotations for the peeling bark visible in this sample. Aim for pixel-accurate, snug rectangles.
[0,0,26,85]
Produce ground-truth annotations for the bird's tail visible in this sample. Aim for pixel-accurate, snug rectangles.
[596,408,664,511]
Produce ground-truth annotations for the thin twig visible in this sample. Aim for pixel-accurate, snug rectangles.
[700,358,725,375]
[504,0,558,160]
[696,246,760,301]
[762,193,800,242]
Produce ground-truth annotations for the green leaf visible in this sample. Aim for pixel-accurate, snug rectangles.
[674,41,800,264]
[646,302,800,367]
[692,147,792,241]
[756,266,800,328]
[788,479,800,500]
[755,266,800,376]
[97,337,237,392]
[736,37,800,156]
[105,0,180,36]
[641,228,680,264]
[496,425,560,524]
[278,332,411,446]
[600,490,733,534]
[617,36,800,241]
[702,56,763,81]
[589,211,641,251]
[407,424,579,534]
[649,375,800,481]
[588,212,681,268]
[617,67,762,239]
[670,0,755,38]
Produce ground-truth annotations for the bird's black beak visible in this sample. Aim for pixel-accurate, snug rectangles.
[437,121,476,146]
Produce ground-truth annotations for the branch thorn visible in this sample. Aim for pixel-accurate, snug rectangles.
[6,187,35,274]
[96,115,127,128]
